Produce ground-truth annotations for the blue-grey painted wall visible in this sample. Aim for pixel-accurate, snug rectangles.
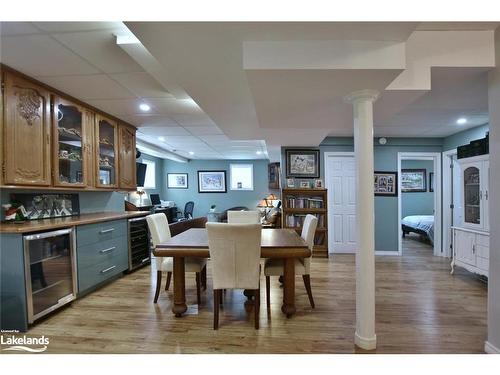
[161,159,270,218]
[443,124,489,151]
[282,138,443,252]
[401,160,434,218]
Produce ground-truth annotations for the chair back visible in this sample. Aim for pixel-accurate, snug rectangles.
[227,210,260,224]
[146,213,172,269]
[301,214,318,273]
[184,201,194,219]
[207,223,261,290]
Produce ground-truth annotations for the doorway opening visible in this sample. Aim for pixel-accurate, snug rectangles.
[397,152,442,257]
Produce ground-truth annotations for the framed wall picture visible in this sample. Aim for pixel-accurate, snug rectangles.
[299,181,311,188]
[285,149,320,178]
[198,170,227,193]
[429,172,434,192]
[401,169,427,192]
[167,173,188,189]
[374,171,398,197]
[268,162,281,189]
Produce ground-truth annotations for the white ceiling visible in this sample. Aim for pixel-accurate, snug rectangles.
[1,21,498,162]
[0,21,268,160]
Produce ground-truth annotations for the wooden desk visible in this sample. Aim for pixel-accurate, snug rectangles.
[154,228,310,318]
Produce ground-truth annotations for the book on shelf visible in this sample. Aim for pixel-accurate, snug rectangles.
[285,213,325,228]
[286,196,324,209]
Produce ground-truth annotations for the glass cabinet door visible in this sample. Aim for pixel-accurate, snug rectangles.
[54,99,87,186]
[96,116,118,187]
[463,166,480,225]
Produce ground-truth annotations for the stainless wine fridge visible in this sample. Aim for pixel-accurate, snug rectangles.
[23,228,77,324]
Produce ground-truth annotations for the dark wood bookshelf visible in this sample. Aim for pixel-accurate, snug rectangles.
[281,188,328,258]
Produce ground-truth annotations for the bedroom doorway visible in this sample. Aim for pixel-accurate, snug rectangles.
[397,152,442,257]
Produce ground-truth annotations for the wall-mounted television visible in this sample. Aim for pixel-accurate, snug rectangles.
[136,162,147,187]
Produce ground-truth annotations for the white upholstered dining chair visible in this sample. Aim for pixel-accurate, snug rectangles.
[227,210,261,224]
[146,213,207,304]
[264,214,318,310]
[206,222,262,329]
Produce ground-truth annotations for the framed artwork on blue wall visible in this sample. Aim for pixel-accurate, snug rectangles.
[167,173,188,189]
[374,171,398,197]
[401,169,427,192]
[198,170,227,193]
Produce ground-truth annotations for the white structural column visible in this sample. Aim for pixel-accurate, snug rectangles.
[344,89,379,350]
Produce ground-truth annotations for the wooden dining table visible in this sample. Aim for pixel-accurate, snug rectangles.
[154,228,310,318]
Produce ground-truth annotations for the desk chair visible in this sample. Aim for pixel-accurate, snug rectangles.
[176,201,194,221]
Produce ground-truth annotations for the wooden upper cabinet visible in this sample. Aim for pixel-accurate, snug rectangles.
[94,114,119,188]
[3,72,51,186]
[118,124,137,190]
[52,96,94,187]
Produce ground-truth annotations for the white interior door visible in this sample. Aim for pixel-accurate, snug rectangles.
[325,154,357,253]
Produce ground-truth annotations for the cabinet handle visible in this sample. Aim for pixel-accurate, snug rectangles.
[99,246,116,254]
[480,191,483,200]
[99,228,115,234]
[485,190,488,200]
[472,244,476,254]
[141,257,150,263]
[100,265,116,274]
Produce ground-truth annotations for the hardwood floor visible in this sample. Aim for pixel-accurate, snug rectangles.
[15,241,487,354]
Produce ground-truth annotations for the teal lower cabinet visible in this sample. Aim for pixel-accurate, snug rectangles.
[0,233,28,332]
[76,220,128,294]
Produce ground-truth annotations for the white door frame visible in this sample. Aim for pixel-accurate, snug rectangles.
[442,149,458,258]
[324,151,355,254]
[397,152,442,256]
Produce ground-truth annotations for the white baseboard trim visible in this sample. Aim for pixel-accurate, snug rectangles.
[354,331,377,350]
[375,251,400,256]
[484,341,500,354]
[329,250,356,254]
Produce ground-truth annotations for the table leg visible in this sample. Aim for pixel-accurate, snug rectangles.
[172,256,187,317]
[281,258,296,318]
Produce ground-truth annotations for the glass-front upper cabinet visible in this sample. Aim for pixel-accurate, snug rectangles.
[463,165,481,226]
[95,114,119,188]
[53,97,91,187]
[460,156,489,231]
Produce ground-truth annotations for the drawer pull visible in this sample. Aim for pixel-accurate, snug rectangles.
[99,246,116,254]
[100,265,116,274]
[99,228,115,234]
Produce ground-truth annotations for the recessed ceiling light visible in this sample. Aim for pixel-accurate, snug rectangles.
[256,151,262,155]
[158,136,165,142]
[189,151,195,155]
[139,103,151,112]
[457,117,467,125]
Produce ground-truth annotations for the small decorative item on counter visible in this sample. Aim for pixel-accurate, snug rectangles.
[286,178,295,188]
[299,181,310,188]
[314,179,323,188]
[210,205,216,212]
[2,203,27,222]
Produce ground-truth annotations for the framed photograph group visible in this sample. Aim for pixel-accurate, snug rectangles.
[285,149,320,178]
[198,170,227,193]
[374,171,398,197]
[167,173,188,189]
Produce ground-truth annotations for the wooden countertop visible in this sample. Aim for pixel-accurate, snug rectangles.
[0,211,149,234]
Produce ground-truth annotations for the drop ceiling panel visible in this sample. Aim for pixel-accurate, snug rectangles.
[1,35,100,76]
[170,113,216,126]
[110,72,172,98]
[138,126,191,136]
[184,126,223,135]
[86,98,159,117]
[52,30,144,74]
[120,114,180,128]
[36,74,135,100]
[0,22,40,35]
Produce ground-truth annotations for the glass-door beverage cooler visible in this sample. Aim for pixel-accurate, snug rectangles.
[23,228,77,323]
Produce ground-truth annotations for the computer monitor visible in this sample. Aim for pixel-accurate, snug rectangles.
[150,194,161,206]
